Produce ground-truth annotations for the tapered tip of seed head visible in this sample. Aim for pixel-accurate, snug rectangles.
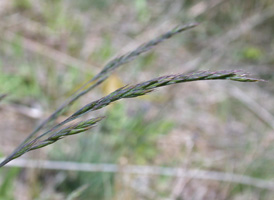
[229,71,265,82]
[177,22,199,30]
[186,22,199,27]
[79,116,105,127]
[190,22,200,27]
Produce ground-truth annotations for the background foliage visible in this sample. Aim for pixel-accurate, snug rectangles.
[0,0,273,199]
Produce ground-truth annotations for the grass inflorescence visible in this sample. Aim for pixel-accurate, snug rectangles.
[12,23,198,154]
[11,117,104,160]
[0,23,262,168]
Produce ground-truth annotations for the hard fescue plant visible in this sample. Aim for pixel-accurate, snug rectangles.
[0,23,262,167]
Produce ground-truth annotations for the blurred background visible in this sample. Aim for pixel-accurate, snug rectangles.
[0,0,273,199]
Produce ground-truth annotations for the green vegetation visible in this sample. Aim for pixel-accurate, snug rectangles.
[0,0,273,199]
[0,168,20,200]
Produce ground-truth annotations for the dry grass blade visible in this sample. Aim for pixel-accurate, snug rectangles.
[3,159,274,190]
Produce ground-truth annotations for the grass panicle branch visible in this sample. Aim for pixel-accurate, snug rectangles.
[16,23,198,152]
[0,70,261,167]
[10,117,104,160]
[60,70,261,123]
[92,23,199,80]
